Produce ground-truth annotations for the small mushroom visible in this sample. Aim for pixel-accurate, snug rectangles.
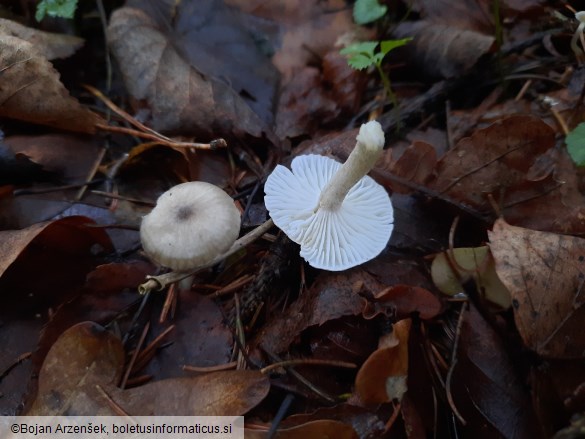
[264,120,393,271]
[140,181,241,271]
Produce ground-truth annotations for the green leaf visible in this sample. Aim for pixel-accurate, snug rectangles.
[379,38,413,55]
[566,122,585,166]
[340,41,379,58]
[345,53,375,70]
[36,0,78,22]
[353,0,388,25]
[340,41,379,70]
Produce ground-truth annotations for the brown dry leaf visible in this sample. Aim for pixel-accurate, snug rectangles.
[106,6,277,143]
[489,219,585,358]
[254,269,384,355]
[227,0,358,80]
[354,319,411,405]
[28,322,270,415]
[388,141,437,194]
[0,18,84,60]
[410,0,493,33]
[452,304,541,438]
[274,66,339,139]
[28,321,125,415]
[0,35,104,133]
[372,285,442,320]
[0,216,112,279]
[245,420,358,439]
[118,371,269,416]
[145,292,233,380]
[394,20,495,79]
[431,116,554,205]
[280,404,386,438]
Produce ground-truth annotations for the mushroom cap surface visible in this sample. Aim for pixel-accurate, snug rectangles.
[140,181,241,271]
[264,154,393,271]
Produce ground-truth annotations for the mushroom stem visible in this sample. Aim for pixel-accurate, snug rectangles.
[139,218,274,294]
[318,121,385,212]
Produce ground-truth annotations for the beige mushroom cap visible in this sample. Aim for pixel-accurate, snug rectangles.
[140,181,241,271]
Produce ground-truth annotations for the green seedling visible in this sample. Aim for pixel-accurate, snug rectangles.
[353,0,388,25]
[340,38,412,109]
[36,0,78,22]
[566,122,585,166]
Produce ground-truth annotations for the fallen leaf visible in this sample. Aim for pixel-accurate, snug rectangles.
[394,20,495,79]
[372,285,442,320]
[254,269,383,355]
[0,18,84,60]
[388,141,437,194]
[28,322,270,416]
[245,420,358,439]
[489,219,585,358]
[279,404,386,438]
[451,304,541,438]
[354,319,411,405]
[107,5,278,143]
[28,321,125,415]
[431,246,511,308]
[117,370,269,416]
[0,35,104,133]
[0,216,112,280]
[145,291,233,380]
[410,0,494,33]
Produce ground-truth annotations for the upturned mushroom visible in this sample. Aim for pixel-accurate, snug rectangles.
[264,120,393,271]
[140,181,241,287]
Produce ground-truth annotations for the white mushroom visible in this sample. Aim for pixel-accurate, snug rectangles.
[264,120,393,271]
[140,181,241,271]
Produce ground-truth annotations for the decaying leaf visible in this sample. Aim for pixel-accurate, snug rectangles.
[387,140,437,194]
[0,216,112,279]
[394,20,495,79]
[28,321,125,415]
[107,6,278,143]
[431,246,511,308]
[245,420,358,439]
[489,219,585,358]
[451,304,541,438]
[0,18,84,60]
[354,319,411,405]
[0,35,104,133]
[28,322,270,415]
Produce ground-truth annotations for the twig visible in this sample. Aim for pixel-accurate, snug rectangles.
[182,362,238,373]
[260,358,356,374]
[95,384,129,416]
[139,218,274,294]
[445,302,468,426]
[120,322,150,389]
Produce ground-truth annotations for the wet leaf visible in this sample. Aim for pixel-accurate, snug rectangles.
[254,269,383,355]
[355,319,411,405]
[489,219,585,358]
[245,420,358,439]
[106,5,278,143]
[394,20,494,78]
[431,246,511,308]
[28,322,270,415]
[145,291,233,380]
[0,35,104,133]
[452,304,541,438]
[117,370,269,416]
[0,18,83,60]
[388,140,436,194]
[28,321,125,415]
[0,216,112,280]
[372,285,442,320]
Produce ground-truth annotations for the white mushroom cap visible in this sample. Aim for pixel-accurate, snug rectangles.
[264,154,393,271]
[140,181,241,271]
